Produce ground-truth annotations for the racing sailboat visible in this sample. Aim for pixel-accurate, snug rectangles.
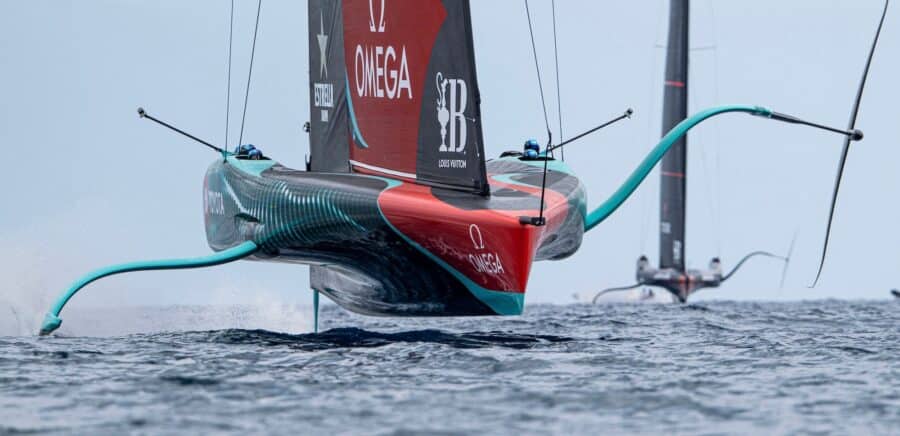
[594,0,791,303]
[39,0,870,335]
[594,0,887,303]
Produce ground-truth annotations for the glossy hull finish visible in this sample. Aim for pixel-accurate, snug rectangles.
[203,156,585,316]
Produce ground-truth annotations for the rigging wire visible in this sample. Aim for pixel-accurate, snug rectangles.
[238,0,262,147]
[524,0,552,149]
[523,0,552,226]
[225,0,234,151]
[551,0,564,160]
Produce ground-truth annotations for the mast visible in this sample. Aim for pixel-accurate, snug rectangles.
[659,0,689,272]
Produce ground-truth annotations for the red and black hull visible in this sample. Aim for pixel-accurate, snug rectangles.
[204,155,585,316]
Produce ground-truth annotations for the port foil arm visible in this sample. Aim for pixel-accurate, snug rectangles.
[39,241,259,336]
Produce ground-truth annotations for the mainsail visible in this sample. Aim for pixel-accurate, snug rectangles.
[659,0,689,272]
[308,0,488,194]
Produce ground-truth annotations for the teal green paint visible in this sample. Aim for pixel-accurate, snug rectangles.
[496,156,576,175]
[345,80,370,149]
[313,290,320,333]
[39,241,260,335]
[465,286,525,315]
[375,182,524,315]
[226,156,277,177]
[374,176,402,189]
[239,171,406,249]
[489,173,525,186]
[584,105,772,232]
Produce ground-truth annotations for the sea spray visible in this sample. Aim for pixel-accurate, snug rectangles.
[55,303,314,337]
[0,238,313,337]
[0,247,55,336]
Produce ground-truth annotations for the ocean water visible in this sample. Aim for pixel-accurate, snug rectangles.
[1,301,898,435]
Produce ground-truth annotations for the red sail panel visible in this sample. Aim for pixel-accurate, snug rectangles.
[342,0,489,194]
[342,0,446,179]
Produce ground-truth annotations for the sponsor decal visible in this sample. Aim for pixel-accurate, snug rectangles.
[354,45,412,99]
[368,0,385,33]
[204,189,225,216]
[438,158,467,169]
[314,84,333,108]
[466,224,505,275]
[436,72,468,154]
[317,11,329,79]
[314,11,333,123]
[342,0,446,175]
[353,0,412,100]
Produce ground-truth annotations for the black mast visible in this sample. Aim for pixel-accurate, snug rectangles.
[659,0,689,272]
[592,0,864,304]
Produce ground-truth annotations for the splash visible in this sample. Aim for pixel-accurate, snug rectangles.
[0,247,54,336]
[0,247,312,337]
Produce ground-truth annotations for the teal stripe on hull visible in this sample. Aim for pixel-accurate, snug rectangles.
[227,156,277,177]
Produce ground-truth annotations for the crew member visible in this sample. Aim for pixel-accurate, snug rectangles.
[522,139,540,160]
[234,144,265,160]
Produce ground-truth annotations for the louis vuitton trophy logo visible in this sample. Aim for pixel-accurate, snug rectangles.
[436,72,468,153]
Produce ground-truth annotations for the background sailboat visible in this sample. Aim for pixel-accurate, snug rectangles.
[591,0,887,303]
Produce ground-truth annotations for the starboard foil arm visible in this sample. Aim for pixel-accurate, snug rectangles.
[583,104,864,232]
[39,241,259,336]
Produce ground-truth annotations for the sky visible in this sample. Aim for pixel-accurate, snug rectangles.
[1,0,898,325]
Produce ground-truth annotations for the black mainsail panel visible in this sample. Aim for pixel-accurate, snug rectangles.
[308,0,488,194]
[309,0,351,173]
[412,1,487,194]
[659,0,689,271]
[308,0,352,297]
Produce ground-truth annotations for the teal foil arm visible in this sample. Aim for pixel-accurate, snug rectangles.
[584,105,772,232]
[39,241,259,336]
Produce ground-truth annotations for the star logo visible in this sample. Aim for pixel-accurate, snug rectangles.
[317,11,328,79]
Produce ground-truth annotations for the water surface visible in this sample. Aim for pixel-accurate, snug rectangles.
[2,301,898,434]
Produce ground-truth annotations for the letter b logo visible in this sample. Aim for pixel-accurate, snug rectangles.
[437,73,468,153]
